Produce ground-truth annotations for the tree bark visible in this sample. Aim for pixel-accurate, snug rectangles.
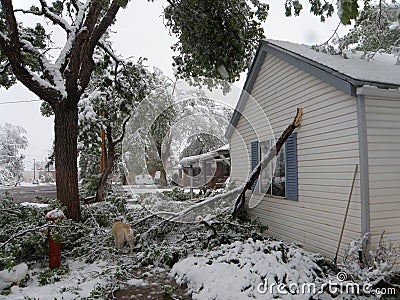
[54,103,81,222]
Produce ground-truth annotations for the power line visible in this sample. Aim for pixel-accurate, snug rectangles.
[0,99,42,105]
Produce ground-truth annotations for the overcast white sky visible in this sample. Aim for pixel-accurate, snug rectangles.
[0,0,349,170]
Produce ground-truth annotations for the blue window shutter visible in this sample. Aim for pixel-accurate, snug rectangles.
[250,141,259,192]
[285,133,298,201]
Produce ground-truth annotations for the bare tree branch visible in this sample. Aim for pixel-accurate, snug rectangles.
[55,1,89,74]
[320,22,341,46]
[113,114,131,145]
[75,0,123,94]
[13,8,43,16]
[91,0,121,46]
[83,0,104,33]
[65,0,109,101]
[1,0,21,48]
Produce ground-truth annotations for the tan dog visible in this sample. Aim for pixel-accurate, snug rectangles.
[112,222,134,255]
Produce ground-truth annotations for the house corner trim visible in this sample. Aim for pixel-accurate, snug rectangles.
[356,94,370,236]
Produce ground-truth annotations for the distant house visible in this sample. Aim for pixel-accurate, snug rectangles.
[226,40,400,259]
[179,145,230,188]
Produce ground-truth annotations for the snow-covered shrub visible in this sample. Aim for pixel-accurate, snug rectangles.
[171,238,325,299]
[338,233,400,289]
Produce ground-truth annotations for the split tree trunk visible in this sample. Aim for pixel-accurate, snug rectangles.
[156,142,168,186]
[54,104,81,222]
[95,126,115,202]
[232,108,303,215]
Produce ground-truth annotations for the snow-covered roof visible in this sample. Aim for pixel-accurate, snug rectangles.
[267,39,400,88]
[225,39,400,139]
[179,144,230,167]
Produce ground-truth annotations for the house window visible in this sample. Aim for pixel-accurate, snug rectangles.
[259,140,286,197]
[250,133,298,200]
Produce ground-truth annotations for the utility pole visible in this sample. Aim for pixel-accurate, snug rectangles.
[33,158,36,180]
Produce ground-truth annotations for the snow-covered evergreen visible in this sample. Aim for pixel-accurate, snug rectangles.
[0,123,28,184]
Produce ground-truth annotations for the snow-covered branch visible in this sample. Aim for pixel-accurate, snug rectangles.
[21,39,67,98]
[0,31,9,44]
[0,61,10,74]
[71,0,83,12]
[98,38,122,63]
[39,0,73,33]
[170,186,243,222]
[0,224,49,249]
[13,8,42,15]
[232,108,303,214]
[54,1,89,72]
[0,0,64,103]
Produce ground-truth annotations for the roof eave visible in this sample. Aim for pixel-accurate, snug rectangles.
[225,40,400,140]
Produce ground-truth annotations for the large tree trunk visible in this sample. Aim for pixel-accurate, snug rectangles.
[54,104,81,222]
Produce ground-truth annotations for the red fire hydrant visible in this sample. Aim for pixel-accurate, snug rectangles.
[45,209,65,269]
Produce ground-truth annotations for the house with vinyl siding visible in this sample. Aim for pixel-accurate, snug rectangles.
[226,39,400,259]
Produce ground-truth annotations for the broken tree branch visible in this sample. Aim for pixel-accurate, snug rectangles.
[232,108,303,215]
[0,224,49,249]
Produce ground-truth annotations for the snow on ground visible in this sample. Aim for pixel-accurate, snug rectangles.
[18,183,55,187]
[20,202,49,208]
[126,278,149,287]
[1,260,108,300]
[171,238,324,300]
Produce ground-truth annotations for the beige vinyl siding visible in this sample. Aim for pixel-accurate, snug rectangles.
[365,96,400,249]
[230,53,362,258]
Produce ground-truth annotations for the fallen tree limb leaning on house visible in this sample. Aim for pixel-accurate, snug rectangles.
[130,109,302,225]
[231,108,303,215]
